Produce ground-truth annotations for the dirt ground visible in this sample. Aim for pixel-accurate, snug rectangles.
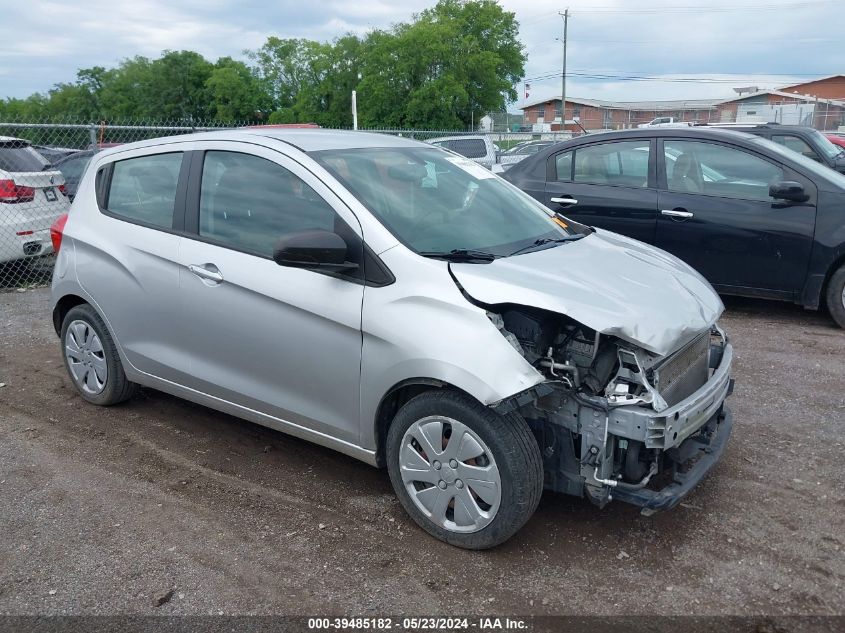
[0,288,843,617]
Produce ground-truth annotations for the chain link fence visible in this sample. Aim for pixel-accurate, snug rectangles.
[0,119,575,290]
[4,108,843,290]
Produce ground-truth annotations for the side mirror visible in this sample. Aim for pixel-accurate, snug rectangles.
[769,180,808,203]
[272,230,358,272]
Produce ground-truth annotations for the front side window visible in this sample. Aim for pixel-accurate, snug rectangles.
[663,140,783,201]
[573,141,650,188]
[106,152,183,229]
[315,147,572,257]
[198,151,338,258]
[772,135,820,162]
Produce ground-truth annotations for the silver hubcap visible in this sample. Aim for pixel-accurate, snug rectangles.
[64,320,107,395]
[841,285,845,310]
[399,416,501,533]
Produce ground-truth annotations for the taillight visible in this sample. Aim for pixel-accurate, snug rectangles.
[0,179,35,203]
[50,213,69,253]
[58,184,67,196]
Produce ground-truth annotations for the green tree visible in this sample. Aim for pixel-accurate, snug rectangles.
[206,57,270,121]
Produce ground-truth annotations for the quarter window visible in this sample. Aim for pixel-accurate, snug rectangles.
[198,151,338,258]
[663,140,783,202]
[554,151,573,181]
[573,141,650,188]
[106,152,183,229]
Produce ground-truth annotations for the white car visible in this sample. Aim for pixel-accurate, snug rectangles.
[0,137,70,265]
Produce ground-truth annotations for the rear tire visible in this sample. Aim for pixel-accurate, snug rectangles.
[386,390,543,549]
[60,304,136,405]
[825,265,845,329]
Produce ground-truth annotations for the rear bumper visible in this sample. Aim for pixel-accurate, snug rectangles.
[610,405,733,515]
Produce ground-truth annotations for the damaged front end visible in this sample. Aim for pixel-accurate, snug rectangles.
[490,305,734,515]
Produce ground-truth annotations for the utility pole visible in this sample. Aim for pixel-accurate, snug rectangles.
[559,8,569,129]
[352,90,358,130]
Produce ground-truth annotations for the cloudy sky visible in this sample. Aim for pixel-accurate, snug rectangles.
[0,0,842,110]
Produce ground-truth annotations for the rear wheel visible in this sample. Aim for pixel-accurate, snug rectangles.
[825,265,845,329]
[386,391,543,549]
[61,304,136,405]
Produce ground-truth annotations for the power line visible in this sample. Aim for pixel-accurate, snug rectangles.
[525,69,829,83]
[518,0,836,25]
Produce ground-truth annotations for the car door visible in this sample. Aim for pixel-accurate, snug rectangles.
[178,142,365,444]
[542,139,659,244]
[654,138,817,296]
[74,146,192,383]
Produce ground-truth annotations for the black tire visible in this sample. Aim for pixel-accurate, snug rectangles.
[60,303,136,406]
[386,390,543,549]
[826,265,845,329]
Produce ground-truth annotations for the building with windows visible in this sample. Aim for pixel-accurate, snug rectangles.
[520,75,845,132]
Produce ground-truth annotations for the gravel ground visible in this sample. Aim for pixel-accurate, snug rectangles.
[0,288,843,618]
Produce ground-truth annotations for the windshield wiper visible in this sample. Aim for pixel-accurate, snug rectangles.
[508,235,585,257]
[418,249,497,262]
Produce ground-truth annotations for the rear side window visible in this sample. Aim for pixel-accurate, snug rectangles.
[106,153,183,229]
[198,151,337,258]
[447,139,487,159]
[0,142,49,172]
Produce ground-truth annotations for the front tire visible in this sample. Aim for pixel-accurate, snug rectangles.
[60,304,136,405]
[826,265,845,329]
[386,391,543,549]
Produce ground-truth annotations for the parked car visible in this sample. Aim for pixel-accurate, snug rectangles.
[0,136,69,265]
[826,133,845,150]
[52,150,95,201]
[503,127,845,328]
[492,140,558,174]
[637,116,691,128]
[50,129,733,549]
[33,145,79,165]
[428,135,498,169]
[704,123,845,174]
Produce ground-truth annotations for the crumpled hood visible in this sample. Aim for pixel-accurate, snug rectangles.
[450,229,723,356]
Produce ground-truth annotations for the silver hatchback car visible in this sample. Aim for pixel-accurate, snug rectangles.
[50,129,734,549]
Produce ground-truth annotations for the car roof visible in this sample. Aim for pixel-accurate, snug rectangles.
[0,135,28,144]
[96,128,426,157]
[703,123,815,133]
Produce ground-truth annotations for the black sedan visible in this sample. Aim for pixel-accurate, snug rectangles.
[503,127,845,328]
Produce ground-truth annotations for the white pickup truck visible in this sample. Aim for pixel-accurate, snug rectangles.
[637,117,693,128]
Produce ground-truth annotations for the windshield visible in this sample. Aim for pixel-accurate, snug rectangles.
[314,147,572,257]
[749,136,845,188]
[808,129,844,160]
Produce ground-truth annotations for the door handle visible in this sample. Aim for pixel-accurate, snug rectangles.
[188,264,224,283]
[550,196,578,206]
[661,209,694,219]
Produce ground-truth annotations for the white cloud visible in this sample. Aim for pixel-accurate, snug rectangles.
[0,0,841,105]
